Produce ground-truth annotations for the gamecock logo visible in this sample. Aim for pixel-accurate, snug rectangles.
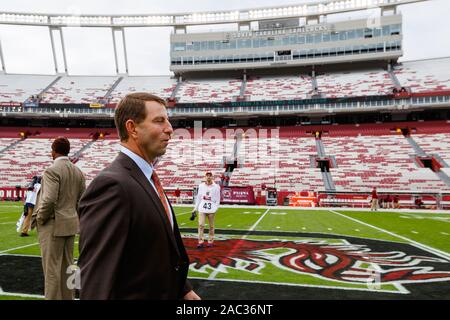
[183,237,450,286]
[222,189,232,199]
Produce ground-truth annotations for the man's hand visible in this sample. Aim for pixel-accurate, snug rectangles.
[183,290,201,300]
[189,210,197,221]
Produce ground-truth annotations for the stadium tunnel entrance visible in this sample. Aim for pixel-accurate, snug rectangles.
[417,156,443,172]
[316,158,332,173]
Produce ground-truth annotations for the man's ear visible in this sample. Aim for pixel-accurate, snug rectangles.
[125,119,137,139]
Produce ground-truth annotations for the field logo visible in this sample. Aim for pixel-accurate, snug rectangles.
[184,237,450,291]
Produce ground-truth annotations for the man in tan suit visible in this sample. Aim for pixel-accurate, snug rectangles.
[33,137,86,300]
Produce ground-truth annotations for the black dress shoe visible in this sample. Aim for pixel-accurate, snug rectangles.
[20,233,29,237]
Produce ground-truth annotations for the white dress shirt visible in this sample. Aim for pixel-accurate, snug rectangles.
[120,146,173,228]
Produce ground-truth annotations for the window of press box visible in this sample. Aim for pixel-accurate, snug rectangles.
[391,24,401,35]
[173,43,186,52]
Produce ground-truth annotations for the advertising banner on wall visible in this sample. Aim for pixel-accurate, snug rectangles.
[0,188,26,201]
[221,186,255,205]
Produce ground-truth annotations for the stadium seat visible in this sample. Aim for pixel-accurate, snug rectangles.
[394,58,450,93]
[316,69,394,98]
[414,133,450,164]
[245,75,313,101]
[0,74,57,103]
[110,76,177,102]
[176,79,242,103]
[41,76,118,104]
[0,138,89,187]
[322,135,450,193]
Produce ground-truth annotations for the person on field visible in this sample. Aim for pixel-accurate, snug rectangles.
[190,172,221,248]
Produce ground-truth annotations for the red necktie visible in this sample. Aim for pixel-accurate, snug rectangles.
[151,170,172,226]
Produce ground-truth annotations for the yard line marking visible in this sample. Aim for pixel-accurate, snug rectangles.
[0,242,40,254]
[441,232,449,236]
[208,208,271,280]
[411,231,419,234]
[0,222,15,225]
[0,286,44,299]
[248,208,271,233]
[329,210,450,261]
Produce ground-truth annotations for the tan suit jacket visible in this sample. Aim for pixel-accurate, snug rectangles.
[35,157,86,236]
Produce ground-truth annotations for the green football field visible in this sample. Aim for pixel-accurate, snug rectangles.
[0,201,449,299]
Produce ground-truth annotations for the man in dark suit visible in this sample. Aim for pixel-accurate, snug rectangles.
[77,93,200,300]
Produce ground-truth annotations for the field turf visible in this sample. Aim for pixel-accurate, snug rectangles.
[1,202,449,299]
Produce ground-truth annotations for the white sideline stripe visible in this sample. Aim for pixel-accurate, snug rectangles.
[329,210,450,261]
[0,286,44,299]
[0,222,15,225]
[188,277,409,295]
[0,253,40,258]
[208,208,271,281]
[175,211,192,216]
[0,242,39,254]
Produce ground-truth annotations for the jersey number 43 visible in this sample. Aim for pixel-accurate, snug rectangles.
[201,201,217,214]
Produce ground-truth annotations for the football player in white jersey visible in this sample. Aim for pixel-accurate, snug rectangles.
[190,172,221,248]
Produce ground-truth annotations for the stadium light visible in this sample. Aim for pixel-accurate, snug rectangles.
[49,15,112,26]
[0,13,48,24]
[0,0,430,27]
[112,15,172,25]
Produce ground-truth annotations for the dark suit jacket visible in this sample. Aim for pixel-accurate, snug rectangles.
[77,152,192,300]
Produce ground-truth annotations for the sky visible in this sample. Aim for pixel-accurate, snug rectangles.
[0,0,448,75]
